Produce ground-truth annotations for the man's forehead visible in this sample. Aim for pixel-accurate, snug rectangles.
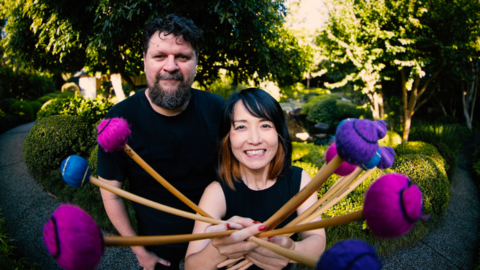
[149,31,189,46]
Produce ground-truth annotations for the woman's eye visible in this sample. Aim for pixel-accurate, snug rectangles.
[261,123,273,128]
[234,125,246,130]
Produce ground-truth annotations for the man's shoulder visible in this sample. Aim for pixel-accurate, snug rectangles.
[192,88,225,107]
[107,89,145,117]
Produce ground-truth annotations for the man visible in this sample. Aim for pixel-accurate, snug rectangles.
[97,14,225,270]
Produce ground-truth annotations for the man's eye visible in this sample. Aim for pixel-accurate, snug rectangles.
[155,55,165,59]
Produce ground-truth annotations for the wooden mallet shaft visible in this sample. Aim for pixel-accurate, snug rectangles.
[122,144,212,218]
[249,237,318,267]
[91,176,222,225]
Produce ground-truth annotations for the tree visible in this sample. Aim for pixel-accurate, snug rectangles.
[316,0,480,141]
[0,0,312,97]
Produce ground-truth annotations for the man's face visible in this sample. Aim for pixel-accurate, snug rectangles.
[143,31,197,110]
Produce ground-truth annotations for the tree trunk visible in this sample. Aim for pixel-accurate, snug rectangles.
[462,70,478,130]
[110,73,126,102]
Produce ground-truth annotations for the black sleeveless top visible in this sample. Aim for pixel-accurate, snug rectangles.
[219,166,303,270]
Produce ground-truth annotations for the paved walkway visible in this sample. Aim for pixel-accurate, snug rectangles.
[0,122,137,269]
[0,122,479,269]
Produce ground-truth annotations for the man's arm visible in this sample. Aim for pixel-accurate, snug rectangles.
[99,177,171,269]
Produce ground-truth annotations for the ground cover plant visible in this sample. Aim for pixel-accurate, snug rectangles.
[0,209,36,270]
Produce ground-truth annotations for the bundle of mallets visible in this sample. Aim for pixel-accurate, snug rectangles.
[44,118,423,270]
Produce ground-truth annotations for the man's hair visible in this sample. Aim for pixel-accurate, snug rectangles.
[143,14,203,55]
[217,88,293,189]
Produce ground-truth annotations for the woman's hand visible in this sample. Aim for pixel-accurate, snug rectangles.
[245,236,295,270]
[206,216,266,259]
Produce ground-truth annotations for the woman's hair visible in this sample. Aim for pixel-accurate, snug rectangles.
[217,88,292,189]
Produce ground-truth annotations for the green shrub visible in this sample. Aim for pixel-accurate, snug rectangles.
[0,65,55,100]
[37,95,113,127]
[378,130,402,147]
[293,161,319,178]
[306,98,338,125]
[89,145,99,177]
[336,100,371,121]
[29,101,43,119]
[8,101,34,124]
[292,142,311,161]
[0,98,18,112]
[410,122,470,153]
[36,96,52,104]
[61,82,80,94]
[395,141,447,171]
[435,142,458,178]
[23,115,96,176]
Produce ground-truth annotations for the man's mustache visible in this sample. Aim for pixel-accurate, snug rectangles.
[156,72,184,81]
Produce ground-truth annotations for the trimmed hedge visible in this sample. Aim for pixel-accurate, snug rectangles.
[9,101,34,124]
[378,130,402,148]
[23,115,96,176]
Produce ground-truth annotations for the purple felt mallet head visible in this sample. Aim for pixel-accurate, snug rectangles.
[335,119,380,165]
[315,239,381,270]
[373,120,387,139]
[363,173,423,238]
[377,147,395,169]
[97,118,131,152]
[325,143,357,176]
[43,204,104,270]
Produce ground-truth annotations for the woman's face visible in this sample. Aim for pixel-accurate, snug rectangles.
[229,101,279,172]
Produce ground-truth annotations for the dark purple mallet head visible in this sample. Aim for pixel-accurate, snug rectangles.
[43,204,104,270]
[325,142,357,176]
[315,239,381,270]
[373,120,387,139]
[97,118,131,152]
[360,148,381,170]
[363,173,423,238]
[60,155,91,188]
[335,119,379,165]
[377,147,395,169]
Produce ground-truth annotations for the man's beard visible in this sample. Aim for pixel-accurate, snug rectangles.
[148,72,192,110]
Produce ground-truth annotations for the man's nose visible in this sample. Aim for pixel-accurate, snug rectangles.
[163,55,179,72]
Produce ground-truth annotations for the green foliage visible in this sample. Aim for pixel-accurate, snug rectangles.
[200,75,247,101]
[306,98,338,126]
[61,82,80,95]
[0,98,18,112]
[37,95,114,127]
[335,100,372,120]
[0,66,55,100]
[1,0,311,88]
[378,130,402,148]
[0,114,20,134]
[410,122,470,153]
[8,101,33,124]
[293,161,319,179]
[29,101,42,119]
[292,142,310,161]
[23,115,96,176]
[0,210,36,270]
[89,145,99,177]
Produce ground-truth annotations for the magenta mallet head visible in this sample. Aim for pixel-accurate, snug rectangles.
[97,118,131,152]
[363,173,423,238]
[43,204,104,270]
[335,119,380,165]
[325,142,357,176]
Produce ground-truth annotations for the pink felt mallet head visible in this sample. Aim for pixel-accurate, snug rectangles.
[43,204,104,270]
[325,142,357,176]
[97,118,131,152]
[363,173,423,238]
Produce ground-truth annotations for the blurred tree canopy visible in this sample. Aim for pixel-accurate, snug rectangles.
[0,0,312,90]
[316,0,480,141]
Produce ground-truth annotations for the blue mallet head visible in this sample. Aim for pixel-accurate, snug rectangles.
[60,155,91,188]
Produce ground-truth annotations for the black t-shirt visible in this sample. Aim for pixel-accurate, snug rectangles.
[97,88,225,250]
[219,166,302,270]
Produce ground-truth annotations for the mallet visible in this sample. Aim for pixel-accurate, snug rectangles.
[315,239,381,270]
[97,118,213,218]
[61,155,221,225]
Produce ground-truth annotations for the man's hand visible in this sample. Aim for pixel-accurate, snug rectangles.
[134,246,171,270]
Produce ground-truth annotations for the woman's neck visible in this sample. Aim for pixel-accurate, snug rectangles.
[239,166,275,190]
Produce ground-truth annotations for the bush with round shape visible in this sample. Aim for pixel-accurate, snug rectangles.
[395,141,446,170]
[378,130,402,148]
[29,100,42,119]
[0,114,20,133]
[61,82,80,95]
[306,98,338,126]
[335,100,372,122]
[8,101,34,123]
[36,95,53,104]
[0,98,19,112]
[23,115,96,177]
[292,142,311,161]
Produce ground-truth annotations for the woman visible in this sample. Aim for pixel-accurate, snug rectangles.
[185,88,326,270]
